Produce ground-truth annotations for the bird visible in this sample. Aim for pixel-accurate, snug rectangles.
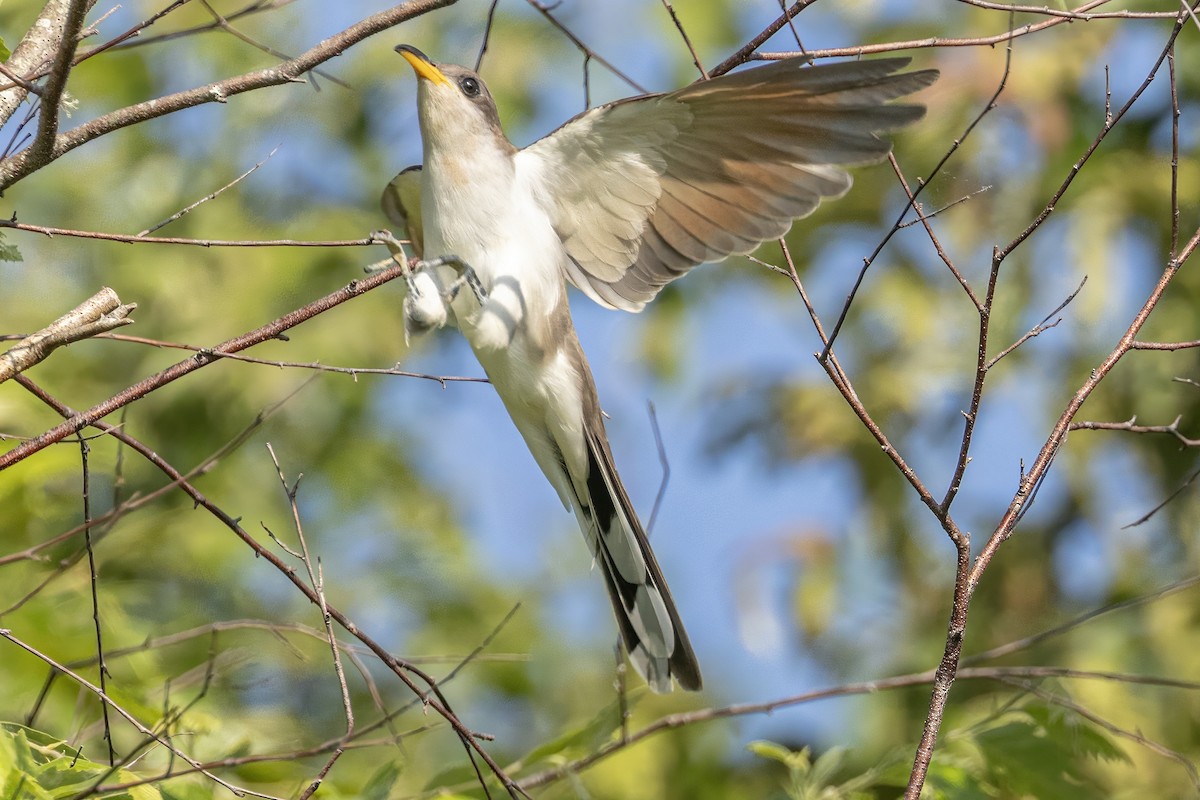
[382,45,937,692]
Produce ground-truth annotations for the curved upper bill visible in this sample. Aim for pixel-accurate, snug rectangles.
[396,44,452,87]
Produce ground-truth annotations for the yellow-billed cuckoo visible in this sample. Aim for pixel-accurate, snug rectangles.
[383,45,937,692]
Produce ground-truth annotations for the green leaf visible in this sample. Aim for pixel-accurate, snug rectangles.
[974,706,1124,800]
[922,761,993,800]
[1026,704,1129,764]
[117,769,163,800]
[809,745,848,786]
[520,698,625,766]
[748,739,801,767]
[0,37,10,62]
[0,231,21,262]
[421,764,482,794]
[361,758,403,800]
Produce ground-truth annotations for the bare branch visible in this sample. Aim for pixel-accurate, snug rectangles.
[1131,339,1200,351]
[1070,416,1199,448]
[27,0,95,172]
[709,1,820,77]
[0,217,374,247]
[136,146,281,237]
[970,17,1196,585]
[522,0,648,93]
[659,1,709,79]
[0,0,458,189]
[0,287,135,383]
[755,0,1182,62]
[0,0,96,125]
[0,264,408,471]
[987,277,1086,369]
[80,332,488,386]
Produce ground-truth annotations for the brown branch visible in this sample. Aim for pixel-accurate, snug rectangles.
[98,0,293,53]
[264,445,355,798]
[709,0,820,77]
[970,22,1197,588]
[195,0,352,92]
[986,278,1085,369]
[0,264,408,471]
[900,16,1195,797]
[0,287,135,383]
[770,240,948,530]
[0,0,458,190]
[515,664,1197,792]
[83,332,488,386]
[820,26,1009,361]
[27,0,95,172]
[77,433,116,766]
[0,1,94,125]
[1070,416,1199,447]
[1131,339,1200,351]
[755,0,1176,62]
[954,0,1178,19]
[0,218,375,247]
[659,0,709,79]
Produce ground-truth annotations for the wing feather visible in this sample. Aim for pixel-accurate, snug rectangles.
[518,57,938,310]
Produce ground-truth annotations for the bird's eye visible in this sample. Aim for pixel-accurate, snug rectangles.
[459,77,481,98]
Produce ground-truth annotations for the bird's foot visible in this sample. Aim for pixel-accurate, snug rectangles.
[420,255,488,306]
[367,229,426,297]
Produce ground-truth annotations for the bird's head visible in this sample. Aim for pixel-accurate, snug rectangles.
[395,45,514,157]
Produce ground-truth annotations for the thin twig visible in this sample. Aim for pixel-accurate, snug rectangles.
[264,444,355,798]
[986,277,1086,369]
[75,332,488,386]
[0,218,373,247]
[0,0,459,189]
[659,1,708,79]
[1069,416,1199,448]
[522,0,648,93]
[78,434,116,766]
[137,146,281,237]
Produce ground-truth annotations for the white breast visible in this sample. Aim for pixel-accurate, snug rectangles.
[422,145,567,355]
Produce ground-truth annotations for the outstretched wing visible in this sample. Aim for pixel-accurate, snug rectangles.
[517,57,938,311]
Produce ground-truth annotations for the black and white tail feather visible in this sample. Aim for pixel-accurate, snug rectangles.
[575,413,702,692]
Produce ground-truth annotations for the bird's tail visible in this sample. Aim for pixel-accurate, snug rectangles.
[577,418,702,692]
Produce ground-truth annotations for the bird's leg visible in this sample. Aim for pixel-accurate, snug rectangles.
[367,229,423,297]
[367,232,489,306]
[419,255,488,307]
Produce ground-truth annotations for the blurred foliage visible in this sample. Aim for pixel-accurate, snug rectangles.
[1,1,1199,798]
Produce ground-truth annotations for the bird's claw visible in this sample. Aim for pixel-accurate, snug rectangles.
[369,233,489,306]
[421,255,488,306]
